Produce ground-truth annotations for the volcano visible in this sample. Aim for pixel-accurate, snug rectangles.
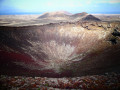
[0,21,120,77]
[82,15,101,21]
[38,11,71,20]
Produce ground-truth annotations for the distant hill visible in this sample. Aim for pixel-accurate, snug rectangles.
[38,11,101,21]
[38,11,71,19]
[71,12,88,18]
[38,11,90,21]
[69,12,88,21]
[82,15,101,21]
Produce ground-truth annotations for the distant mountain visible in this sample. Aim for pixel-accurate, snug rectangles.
[70,12,88,21]
[72,12,88,18]
[59,11,72,15]
[37,11,101,22]
[82,15,101,21]
[38,11,71,19]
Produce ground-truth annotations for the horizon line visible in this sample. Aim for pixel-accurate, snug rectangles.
[0,11,120,15]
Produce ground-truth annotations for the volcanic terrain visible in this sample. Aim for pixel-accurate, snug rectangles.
[0,20,120,77]
[0,11,120,89]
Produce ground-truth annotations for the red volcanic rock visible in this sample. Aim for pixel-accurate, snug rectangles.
[0,72,120,89]
[0,21,120,77]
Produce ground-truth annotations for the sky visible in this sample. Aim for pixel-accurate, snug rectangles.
[0,0,120,15]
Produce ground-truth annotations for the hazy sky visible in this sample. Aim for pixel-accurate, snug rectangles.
[0,0,120,14]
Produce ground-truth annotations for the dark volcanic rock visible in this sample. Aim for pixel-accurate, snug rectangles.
[82,15,101,21]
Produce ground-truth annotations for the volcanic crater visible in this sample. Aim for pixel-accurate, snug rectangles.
[0,21,120,77]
